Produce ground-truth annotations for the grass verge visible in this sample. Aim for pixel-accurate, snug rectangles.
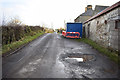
[75,38,119,64]
[2,32,44,55]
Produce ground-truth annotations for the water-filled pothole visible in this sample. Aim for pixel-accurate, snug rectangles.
[61,53,95,63]
[67,54,94,62]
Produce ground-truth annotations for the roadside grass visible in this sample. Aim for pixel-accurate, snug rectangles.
[2,31,44,55]
[75,38,119,64]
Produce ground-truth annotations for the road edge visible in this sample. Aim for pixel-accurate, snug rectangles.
[2,33,46,58]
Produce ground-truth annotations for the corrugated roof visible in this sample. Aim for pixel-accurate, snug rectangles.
[84,1,120,24]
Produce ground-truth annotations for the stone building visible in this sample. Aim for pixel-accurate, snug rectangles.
[74,5,109,23]
[83,1,120,50]
[74,5,94,23]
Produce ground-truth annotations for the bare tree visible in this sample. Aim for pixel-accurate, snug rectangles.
[7,16,22,26]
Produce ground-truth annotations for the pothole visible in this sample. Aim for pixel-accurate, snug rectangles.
[66,57,84,62]
[61,53,95,63]
[67,54,94,62]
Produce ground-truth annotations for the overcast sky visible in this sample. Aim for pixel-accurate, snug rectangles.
[0,0,119,29]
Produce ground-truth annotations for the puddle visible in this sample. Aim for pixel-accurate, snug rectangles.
[61,53,95,63]
[68,54,95,62]
[65,57,84,62]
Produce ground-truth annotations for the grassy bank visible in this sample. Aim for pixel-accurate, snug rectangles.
[75,38,119,64]
[2,32,44,55]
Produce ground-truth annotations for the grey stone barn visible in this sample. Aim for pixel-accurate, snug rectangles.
[74,5,94,23]
[83,1,120,51]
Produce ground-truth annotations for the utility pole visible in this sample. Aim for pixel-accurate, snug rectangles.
[64,20,66,30]
[2,13,5,26]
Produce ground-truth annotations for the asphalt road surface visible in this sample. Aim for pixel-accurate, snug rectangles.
[2,33,118,78]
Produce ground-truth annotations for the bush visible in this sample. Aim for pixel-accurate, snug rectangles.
[2,26,44,45]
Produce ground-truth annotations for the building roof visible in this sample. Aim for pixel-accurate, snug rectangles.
[94,5,109,13]
[80,9,94,16]
[75,5,108,21]
[84,1,120,24]
[74,9,94,21]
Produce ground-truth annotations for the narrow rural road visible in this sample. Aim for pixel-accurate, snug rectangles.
[2,33,118,78]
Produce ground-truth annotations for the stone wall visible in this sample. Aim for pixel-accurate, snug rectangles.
[109,29,119,50]
[84,7,120,50]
